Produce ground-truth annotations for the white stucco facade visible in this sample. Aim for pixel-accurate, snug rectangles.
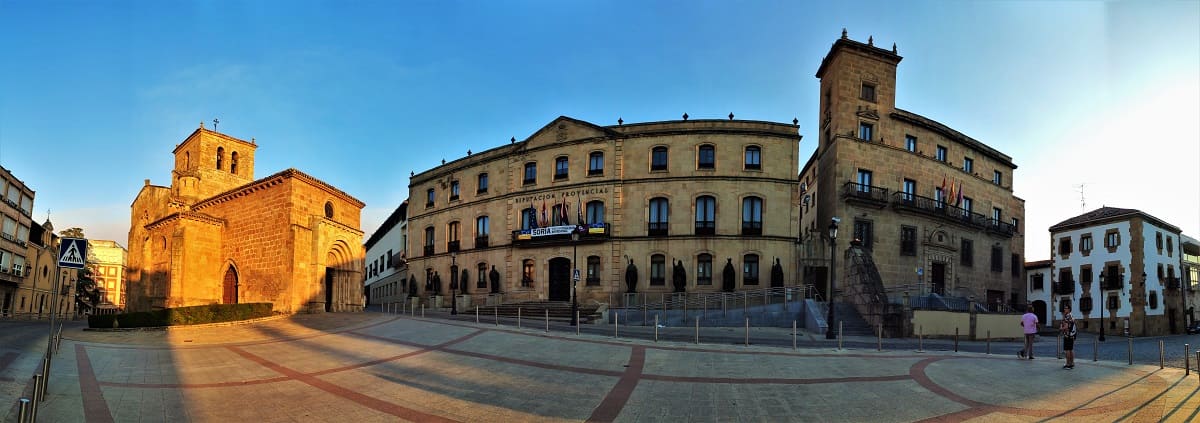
[365,201,408,305]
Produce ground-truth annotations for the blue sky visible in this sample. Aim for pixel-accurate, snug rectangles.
[1,1,1197,261]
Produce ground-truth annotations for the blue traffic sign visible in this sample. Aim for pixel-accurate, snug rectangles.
[58,238,88,269]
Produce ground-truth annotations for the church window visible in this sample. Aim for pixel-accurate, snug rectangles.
[231,152,239,174]
[216,147,225,170]
[324,202,334,219]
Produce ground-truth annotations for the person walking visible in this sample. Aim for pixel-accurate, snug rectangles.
[1020,305,1039,359]
[1061,305,1077,369]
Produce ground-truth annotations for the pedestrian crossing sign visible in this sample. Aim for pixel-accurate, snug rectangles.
[58,237,88,269]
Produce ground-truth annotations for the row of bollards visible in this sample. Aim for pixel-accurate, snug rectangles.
[18,318,67,423]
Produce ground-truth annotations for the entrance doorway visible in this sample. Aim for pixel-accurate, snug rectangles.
[222,266,238,304]
[325,267,335,312]
[1169,308,1177,333]
[931,263,946,295]
[548,258,570,301]
[1033,300,1048,328]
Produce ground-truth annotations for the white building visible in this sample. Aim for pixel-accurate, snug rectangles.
[1048,207,1184,337]
[365,200,408,306]
[1024,259,1053,328]
[1183,235,1199,326]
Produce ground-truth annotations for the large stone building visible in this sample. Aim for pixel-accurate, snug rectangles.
[406,116,800,306]
[799,32,1025,310]
[0,165,34,315]
[1048,207,1185,336]
[365,200,408,306]
[127,124,366,313]
[87,240,128,310]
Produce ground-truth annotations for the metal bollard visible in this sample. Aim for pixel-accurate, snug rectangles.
[793,320,798,350]
[1159,340,1164,369]
[476,306,480,324]
[986,330,991,355]
[643,305,648,327]
[518,308,522,329]
[1196,350,1199,382]
[1186,344,1191,375]
[654,315,659,342]
[1093,338,1098,362]
[613,312,619,338]
[421,305,425,318]
[1127,335,1133,365]
[1057,333,1063,359]
[545,309,549,333]
[838,321,843,351]
[744,317,749,346]
[878,323,883,352]
[494,307,499,326]
[40,357,50,401]
[918,325,924,352]
[18,398,30,423]
[695,317,700,344]
[33,373,43,404]
[703,296,707,319]
[576,311,580,335]
[954,327,959,353]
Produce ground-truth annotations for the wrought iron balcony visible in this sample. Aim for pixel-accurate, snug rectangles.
[1101,274,1124,291]
[695,222,715,236]
[648,222,668,237]
[841,182,889,206]
[1053,279,1076,295]
[986,219,1017,237]
[423,245,435,256]
[474,236,489,249]
[446,240,461,253]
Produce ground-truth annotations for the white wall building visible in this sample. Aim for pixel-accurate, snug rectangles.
[1048,207,1184,337]
[365,200,408,306]
[1024,260,1053,328]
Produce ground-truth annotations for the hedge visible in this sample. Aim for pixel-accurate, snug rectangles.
[88,303,274,328]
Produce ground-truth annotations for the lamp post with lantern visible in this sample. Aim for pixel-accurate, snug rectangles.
[825,217,840,340]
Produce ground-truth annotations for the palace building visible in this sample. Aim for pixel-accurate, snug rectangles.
[798,32,1026,311]
[406,116,801,306]
[127,124,366,313]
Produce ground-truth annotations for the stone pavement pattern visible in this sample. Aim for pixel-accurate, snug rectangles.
[12,313,1200,422]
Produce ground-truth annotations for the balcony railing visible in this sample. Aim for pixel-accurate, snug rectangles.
[475,236,489,249]
[889,192,1012,237]
[1101,275,1124,291]
[446,240,461,253]
[741,222,762,236]
[648,222,668,237]
[1053,280,1076,295]
[423,245,435,256]
[841,182,889,206]
[986,219,1017,237]
[695,222,715,236]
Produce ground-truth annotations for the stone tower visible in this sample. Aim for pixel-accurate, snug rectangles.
[171,123,257,203]
[814,30,902,154]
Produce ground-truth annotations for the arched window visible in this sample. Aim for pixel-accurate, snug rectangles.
[586,256,601,286]
[522,259,535,287]
[695,195,715,235]
[324,201,334,219]
[588,152,604,175]
[744,146,761,170]
[475,216,490,248]
[447,221,461,252]
[426,188,435,208]
[216,147,225,170]
[477,263,488,289]
[650,254,666,285]
[696,253,713,285]
[586,200,605,225]
[424,226,435,256]
[697,144,715,169]
[230,151,239,174]
[651,146,668,171]
[648,197,669,236]
[742,196,763,235]
[743,254,760,285]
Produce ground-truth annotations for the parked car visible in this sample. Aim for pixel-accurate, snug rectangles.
[1187,322,1200,335]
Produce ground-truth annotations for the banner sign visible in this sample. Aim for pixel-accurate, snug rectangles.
[516,223,607,240]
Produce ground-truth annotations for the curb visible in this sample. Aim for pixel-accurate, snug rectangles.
[81,313,290,332]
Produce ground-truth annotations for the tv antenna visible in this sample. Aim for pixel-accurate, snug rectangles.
[1073,183,1086,213]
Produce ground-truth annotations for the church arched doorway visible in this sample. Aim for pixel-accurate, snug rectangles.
[222,266,238,304]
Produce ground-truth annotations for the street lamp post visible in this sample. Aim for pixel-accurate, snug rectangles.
[1099,271,1106,342]
[825,218,839,340]
[450,253,458,315]
[571,231,580,326]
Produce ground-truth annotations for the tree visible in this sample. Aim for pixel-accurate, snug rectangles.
[75,267,100,313]
[60,227,86,239]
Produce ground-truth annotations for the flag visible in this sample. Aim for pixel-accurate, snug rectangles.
[527,203,538,229]
[946,181,954,204]
[940,177,946,200]
[541,200,548,227]
[560,196,568,225]
[577,195,584,225]
[956,181,964,206]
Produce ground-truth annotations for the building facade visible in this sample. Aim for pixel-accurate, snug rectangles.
[1048,207,1185,336]
[1,165,36,315]
[1183,235,1199,326]
[365,200,408,306]
[127,124,366,313]
[799,33,1026,308]
[1024,260,1053,328]
[88,240,128,310]
[406,116,800,306]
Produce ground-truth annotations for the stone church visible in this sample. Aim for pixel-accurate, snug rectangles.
[126,124,365,313]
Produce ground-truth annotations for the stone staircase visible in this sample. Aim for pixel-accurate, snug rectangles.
[833,302,877,336]
[480,301,603,324]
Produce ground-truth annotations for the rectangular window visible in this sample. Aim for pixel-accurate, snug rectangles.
[695,196,715,235]
[905,135,917,152]
[521,208,536,230]
[741,197,763,236]
[651,147,668,171]
[962,197,973,214]
[696,254,713,285]
[1105,232,1120,248]
[902,179,916,202]
[963,157,973,173]
[900,226,917,256]
[648,198,669,236]
[1081,266,1093,285]
[856,169,872,191]
[744,146,761,170]
[588,152,604,176]
[523,163,537,185]
[450,181,460,201]
[990,245,1003,272]
[1081,234,1093,252]
[555,157,569,180]
[650,255,666,285]
[1011,254,1021,280]
[935,187,945,208]
[993,170,1002,185]
[586,201,605,225]
[936,145,947,162]
[961,239,974,267]
[853,219,873,251]
[742,255,760,285]
[992,207,1001,223]
[1011,218,1019,233]
[522,260,535,287]
[1032,274,1044,290]
[1059,237,1072,256]
[426,188,435,208]
[424,227,435,256]
[858,122,873,141]
[477,173,488,193]
[586,256,601,286]
[698,145,715,169]
[860,83,876,101]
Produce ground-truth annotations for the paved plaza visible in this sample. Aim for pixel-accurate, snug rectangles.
[4,312,1200,422]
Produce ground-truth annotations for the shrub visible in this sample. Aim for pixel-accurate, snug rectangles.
[88,303,274,328]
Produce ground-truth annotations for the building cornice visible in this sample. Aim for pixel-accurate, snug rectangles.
[815,37,903,79]
[192,168,365,211]
[145,211,226,230]
[890,109,1015,169]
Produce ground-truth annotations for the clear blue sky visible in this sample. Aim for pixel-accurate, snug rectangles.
[1,1,1197,261]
